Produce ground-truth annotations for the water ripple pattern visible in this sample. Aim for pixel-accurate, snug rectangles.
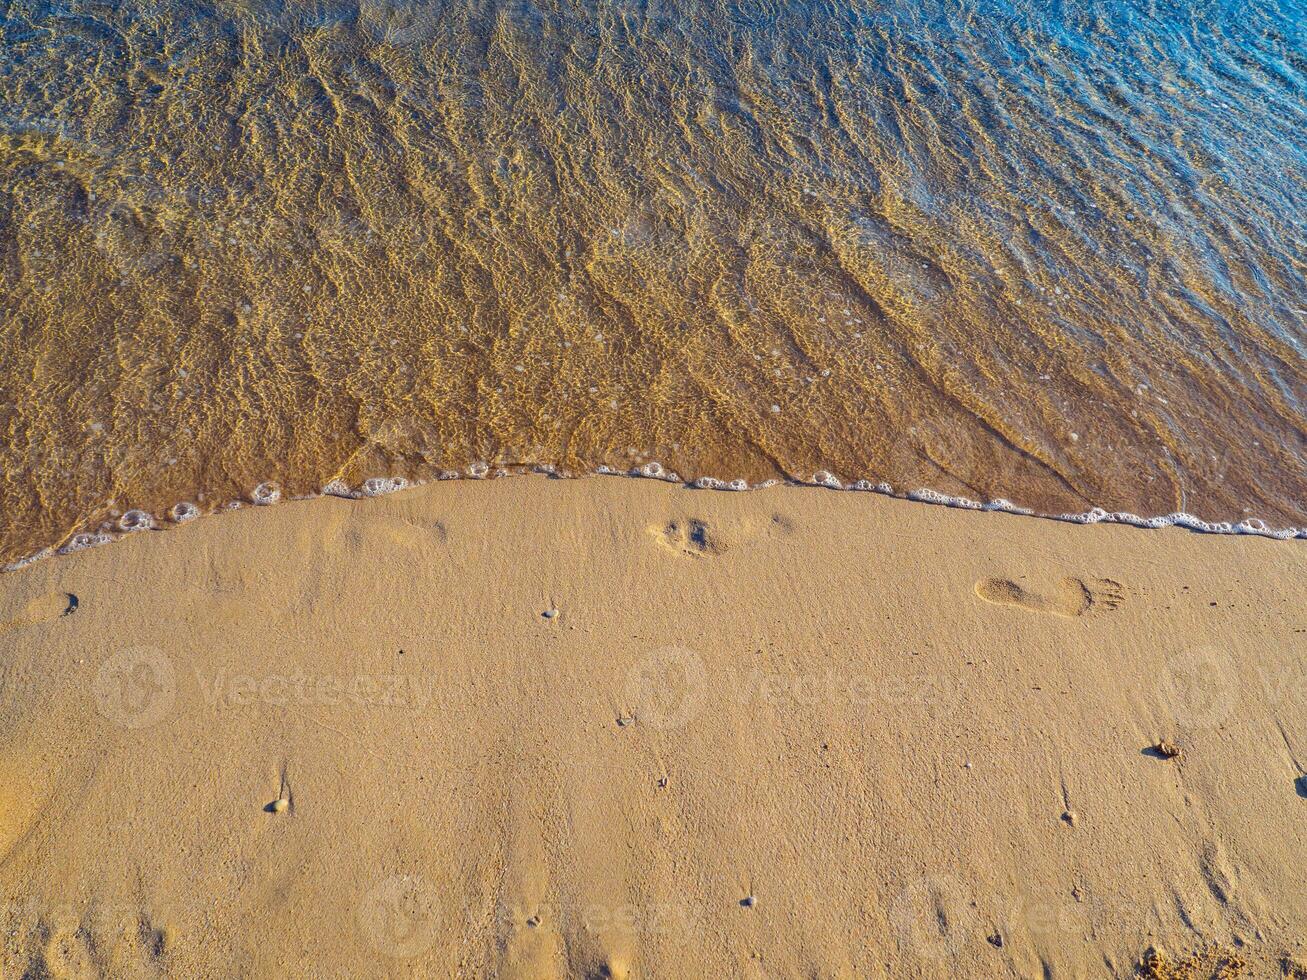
[1,0,1304,561]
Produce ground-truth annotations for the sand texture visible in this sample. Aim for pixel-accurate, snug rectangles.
[0,477,1303,978]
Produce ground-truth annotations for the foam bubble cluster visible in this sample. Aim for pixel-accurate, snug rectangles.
[58,532,113,555]
[360,476,409,497]
[632,461,681,482]
[694,476,751,490]
[5,462,1302,576]
[984,498,1030,515]
[1051,508,1303,540]
[908,488,983,510]
[318,476,416,499]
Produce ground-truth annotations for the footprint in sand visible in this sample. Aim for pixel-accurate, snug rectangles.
[651,518,726,558]
[649,513,794,559]
[974,576,1125,617]
[0,592,77,634]
[23,906,167,977]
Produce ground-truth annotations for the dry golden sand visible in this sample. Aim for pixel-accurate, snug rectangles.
[0,477,1304,978]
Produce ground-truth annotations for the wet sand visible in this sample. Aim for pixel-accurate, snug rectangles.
[0,478,1303,977]
[4,0,1306,567]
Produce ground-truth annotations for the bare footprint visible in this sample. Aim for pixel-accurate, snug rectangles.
[649,512,795,559]
[974,576,1125,617]
[0,592,77,634]
[24,904,169,978]
[770,513,796,535]
[651,518,726,558]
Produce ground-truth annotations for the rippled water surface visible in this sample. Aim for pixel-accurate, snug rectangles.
[1,0,1304,561]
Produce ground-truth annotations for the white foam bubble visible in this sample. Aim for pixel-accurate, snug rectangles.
[170,502,199,523]
[251,482,281,505]
[118,510,155,532]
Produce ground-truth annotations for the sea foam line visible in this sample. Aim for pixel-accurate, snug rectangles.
[3,462,1303,573]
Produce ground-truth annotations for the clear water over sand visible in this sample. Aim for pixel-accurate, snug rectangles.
[1,0,1304,562]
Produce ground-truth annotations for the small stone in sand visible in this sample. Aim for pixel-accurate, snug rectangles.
[1153,740,1182,759]
[526,915,540,928]
[1061,810,1077,827]
[740,895,757,908]
[541,608,559,619]
[617,715,633,727]
[269,798,289,813]
[657,776,668,788]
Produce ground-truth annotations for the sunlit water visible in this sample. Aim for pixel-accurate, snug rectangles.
[1,0,1304,563]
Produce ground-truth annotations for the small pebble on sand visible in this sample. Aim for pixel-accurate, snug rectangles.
[541,608,559,619]
[269,798,289,813]
[741,895,757,908]
[1153,740,1182,759]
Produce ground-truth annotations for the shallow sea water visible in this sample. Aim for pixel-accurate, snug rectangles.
[1,0,1304,562]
